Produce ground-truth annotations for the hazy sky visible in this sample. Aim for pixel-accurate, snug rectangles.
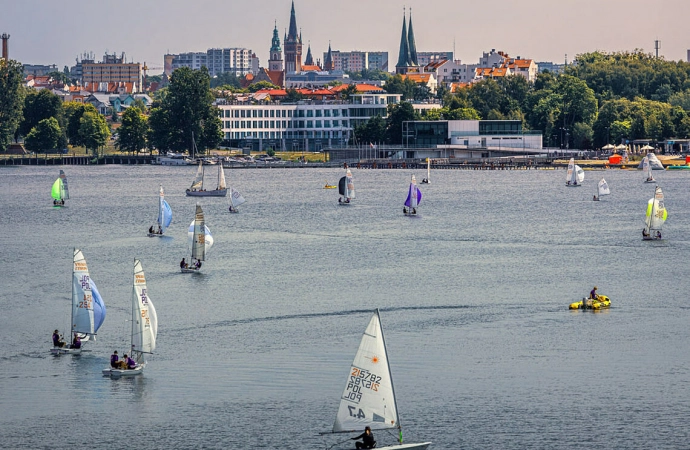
[3,0,689,72]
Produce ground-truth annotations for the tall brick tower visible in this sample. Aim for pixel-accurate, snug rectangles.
[1,33,9,60]
[283,1,302,73]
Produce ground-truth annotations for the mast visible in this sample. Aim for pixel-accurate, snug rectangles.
[376,309,402,444]
[131,258,136,358]
[70,249,75,341]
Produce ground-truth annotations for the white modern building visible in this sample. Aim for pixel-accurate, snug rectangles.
[216,93,440,151]
[165,48,256,77]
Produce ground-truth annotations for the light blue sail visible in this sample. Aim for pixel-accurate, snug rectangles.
[160,199,172,229]
[90,279,106,333]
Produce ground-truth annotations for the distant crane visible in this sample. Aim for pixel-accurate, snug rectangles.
[142,62,164,92]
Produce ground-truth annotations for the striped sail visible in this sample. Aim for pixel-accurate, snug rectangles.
[72,249,95,336]
[131,259,157,357]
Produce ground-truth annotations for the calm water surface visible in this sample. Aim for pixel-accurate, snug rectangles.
[1,164,689,449]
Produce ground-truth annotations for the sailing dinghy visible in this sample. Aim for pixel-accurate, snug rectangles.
[642,156,656,183]
[148,185,172,236]
[52,249,106,355]
[186,160,227,197]
[594,178,610,201]
[565,158,584,186]
[643,186,667,240]
[102,259,157,377]
[228,188,246,213]
[421,158,430,184]
[321,309,431,450]
[338,169,355,204]
[181,204,214,273]
[51,170,69,206]
[403,174,422,216]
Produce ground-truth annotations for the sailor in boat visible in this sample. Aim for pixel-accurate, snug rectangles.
[110,350,120,368]
[566,181,570,186]
[157,225,162,234]
[656,231,662,239]
[180,258,187,269]
[593,194,599,201]
[642,229,650,238]
[70,334,82,349]
[149,225,154,234]
[229,205,237,213]
[52,330,66,348]
[589,286,599,301]
[195,259,202,270]
[351,426,376,449]
[647,176,654,182]
[125,354,137,370]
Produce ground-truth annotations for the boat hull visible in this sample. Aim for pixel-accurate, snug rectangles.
[186,189,227,197]
[102,366,144,377]
[147,233,165,238]
[181,267,202,273]
[643,236,662,241]
[50,347,82,355]
[569,295,611,310]
[375,442,432,450]
[324,185,337,189]
[644,180,656,183]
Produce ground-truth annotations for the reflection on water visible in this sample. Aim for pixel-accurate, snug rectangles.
[1,166,689,449]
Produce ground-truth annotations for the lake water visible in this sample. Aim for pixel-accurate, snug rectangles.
[1,164,689,449]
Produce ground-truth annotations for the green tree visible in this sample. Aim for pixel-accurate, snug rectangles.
[339,84,358,101]
[47,71,70,84]
[353,115,387,144]
[284,89,305,102]
[384,74,417,100]
[571,122,594,149]
[24,117,62,153]
[19,89,64,138]
[147,67,222,153]
[64,102,98,146]
[386,102,418,144]
[117,108,148,153]
[131,98,148,114]
[0,59,25,152]
[79,111,110,155]
[248,80,279,92]
[210,72,241,89]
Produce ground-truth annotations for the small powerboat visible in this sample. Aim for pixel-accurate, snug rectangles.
[569,295,611,310]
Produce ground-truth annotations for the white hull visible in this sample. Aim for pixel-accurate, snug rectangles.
[643,236,662,241]
[373,442,431,450]
[154,157,191,165]
[50,347,83,355]
[186,189,227,197]
[644,179,656,183]
[147,233,165,238]
[181,267,201,273]
[102,366,144,377]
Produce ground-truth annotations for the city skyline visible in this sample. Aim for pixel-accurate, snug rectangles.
[3,0,689,72]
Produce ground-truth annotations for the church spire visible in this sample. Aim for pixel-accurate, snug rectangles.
[288,0,298,41]
[407,8,418,66]
[271,21,282,53]
[304,42,314,66]
[324,41,334,71]
[396,8,411,71]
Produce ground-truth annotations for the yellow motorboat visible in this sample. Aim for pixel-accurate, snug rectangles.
[569,295,611,310]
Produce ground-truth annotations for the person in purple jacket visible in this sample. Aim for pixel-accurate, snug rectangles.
[125,354,137,370]
[110,350,120,368]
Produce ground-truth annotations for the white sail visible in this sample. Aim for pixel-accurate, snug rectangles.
[426,158,431,183]
[598,178,610,196]
[190,161,204,191]
[566,158,575,184]
[230,188,246,208]
[646,186,668,232]
[642,156,655,181]
[218,164,227,190]
[72,249,95,336]
[346,169,356,199]
[333,311,399,433]
[575,165,585,183]
[131,259,156,357]
[59,170,70,200]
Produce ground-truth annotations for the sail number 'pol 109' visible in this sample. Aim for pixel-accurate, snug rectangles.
[343,366,381,403]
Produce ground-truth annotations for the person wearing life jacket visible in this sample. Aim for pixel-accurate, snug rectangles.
[352,426,376,449]
[589,286,599,300]
[125,354,137,370]
[110,350,120,368]
[52,330,66,348]
[71,334,82,349]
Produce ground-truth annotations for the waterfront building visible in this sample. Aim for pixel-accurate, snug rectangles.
[165,48,255,77]
[284,1,303,73]
[216,92,439,151]
[80,52,142,92]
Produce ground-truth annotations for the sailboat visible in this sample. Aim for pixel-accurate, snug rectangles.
[51,249,106,355]
[321,310,431,450]
[51,169,69,206]
[148,185,172,237]
[565,158,584,186]
[228,187,246,213]
[594,178,610,201]
[421,158,430,184]
[338,169,355,204]
[186,160,227,197]
[642,156,656,183]
[403,174,422,216]
[181,204,214,273]
[643,186,668,240]
[102,259,157,377]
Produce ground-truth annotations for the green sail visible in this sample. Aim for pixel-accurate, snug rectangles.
[51,179,62,201]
